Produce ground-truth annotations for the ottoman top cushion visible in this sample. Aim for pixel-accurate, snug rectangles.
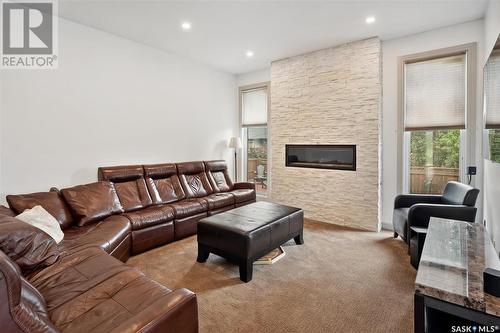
[199,201,301,235]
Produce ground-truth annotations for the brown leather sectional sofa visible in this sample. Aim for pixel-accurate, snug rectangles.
[0,160,256,333]
[97,160,256,254]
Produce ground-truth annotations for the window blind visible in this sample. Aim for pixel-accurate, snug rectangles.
[241,87,268,126]
[404,54,466,131]
[485,50,500,129]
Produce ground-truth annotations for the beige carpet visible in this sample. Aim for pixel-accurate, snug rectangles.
[128,220,416,333]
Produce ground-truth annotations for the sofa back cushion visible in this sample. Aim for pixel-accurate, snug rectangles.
[144,164,186,204]
[0,205,15,217]
[177,162,213,198]
[7,190,73,229]
[61,181,124,226]
[0,215,59,275]
[0,250,59,333]
[442,181,480,206]
[98,165,152,212]
[204,160,234,192]
[98,164,144,182]
[113,180,153,212]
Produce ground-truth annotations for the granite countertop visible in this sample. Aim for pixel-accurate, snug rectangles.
[415,217,500,317]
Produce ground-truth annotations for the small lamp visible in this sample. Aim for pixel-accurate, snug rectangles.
[228,137,242,181]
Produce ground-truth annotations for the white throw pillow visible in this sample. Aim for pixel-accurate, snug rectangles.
[16,205,64,244]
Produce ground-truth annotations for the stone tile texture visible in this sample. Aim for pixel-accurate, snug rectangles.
[269,38,382,231]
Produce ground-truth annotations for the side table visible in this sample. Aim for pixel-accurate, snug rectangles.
[410,226,427,269]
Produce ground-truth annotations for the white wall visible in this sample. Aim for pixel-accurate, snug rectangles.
[485,0,500,61]
[0,18,237,201]
[483,0,500,252]
[236,69,271,87]
[381,20,485,229]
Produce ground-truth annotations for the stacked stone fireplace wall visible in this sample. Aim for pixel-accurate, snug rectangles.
[269,37,381,231]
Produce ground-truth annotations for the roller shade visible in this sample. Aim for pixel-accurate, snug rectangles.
[241,87,267,126]
[404,54,466,131]
[485,50,500,129]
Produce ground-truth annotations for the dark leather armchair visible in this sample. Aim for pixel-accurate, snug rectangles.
[393,181,479,244]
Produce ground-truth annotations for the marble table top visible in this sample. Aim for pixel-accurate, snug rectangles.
[415,218,500,317]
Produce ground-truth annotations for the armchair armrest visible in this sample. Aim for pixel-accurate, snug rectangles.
[394,194,442,209]
[408,204,477,228]
[233,182,256,190]
[110,288,198,333]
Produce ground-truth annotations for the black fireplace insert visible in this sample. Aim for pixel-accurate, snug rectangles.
[285,144,356,171]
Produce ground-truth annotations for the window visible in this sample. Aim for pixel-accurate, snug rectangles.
[402,52,469,194]
[485,50,500,129]
[406,129,462,194]
[484,49,500,163]
[240,84,269,195]
[487,130,500,161]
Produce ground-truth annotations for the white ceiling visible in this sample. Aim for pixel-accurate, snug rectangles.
[58,0,488,74]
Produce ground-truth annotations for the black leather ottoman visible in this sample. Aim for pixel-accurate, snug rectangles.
[196,201,304,282]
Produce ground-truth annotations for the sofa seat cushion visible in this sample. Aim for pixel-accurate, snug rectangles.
[28,247,129,310]
[28,246,198,333]
[123,205,175,231]
[204,193,235,210]
[58,215,131,255]
[393,207,409,242]
[51,272,177,333]
[169,199,208,219]
[230,189,256,204]
[27,247,169,331]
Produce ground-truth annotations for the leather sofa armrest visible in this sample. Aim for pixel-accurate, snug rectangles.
[233,182,255,190]
[394,194,442,209]
[0,205,15,217]
[408,204,477,229]
[110,288,198,333]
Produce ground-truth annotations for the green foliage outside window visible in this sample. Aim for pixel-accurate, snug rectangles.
[410,129,460,168]
[489,129,500,162]
[248,145,267,159]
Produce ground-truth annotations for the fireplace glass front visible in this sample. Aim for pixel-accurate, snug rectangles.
[285,145,356,171]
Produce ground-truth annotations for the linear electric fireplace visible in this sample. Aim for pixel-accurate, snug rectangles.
[285,144,356,171]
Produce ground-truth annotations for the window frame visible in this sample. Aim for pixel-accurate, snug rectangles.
[238,82,271,196]
[397,43,477,193]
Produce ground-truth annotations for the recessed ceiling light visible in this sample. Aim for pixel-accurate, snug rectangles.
[246,50,254,58]
[181,21,192,31]
[365,16,376,24]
